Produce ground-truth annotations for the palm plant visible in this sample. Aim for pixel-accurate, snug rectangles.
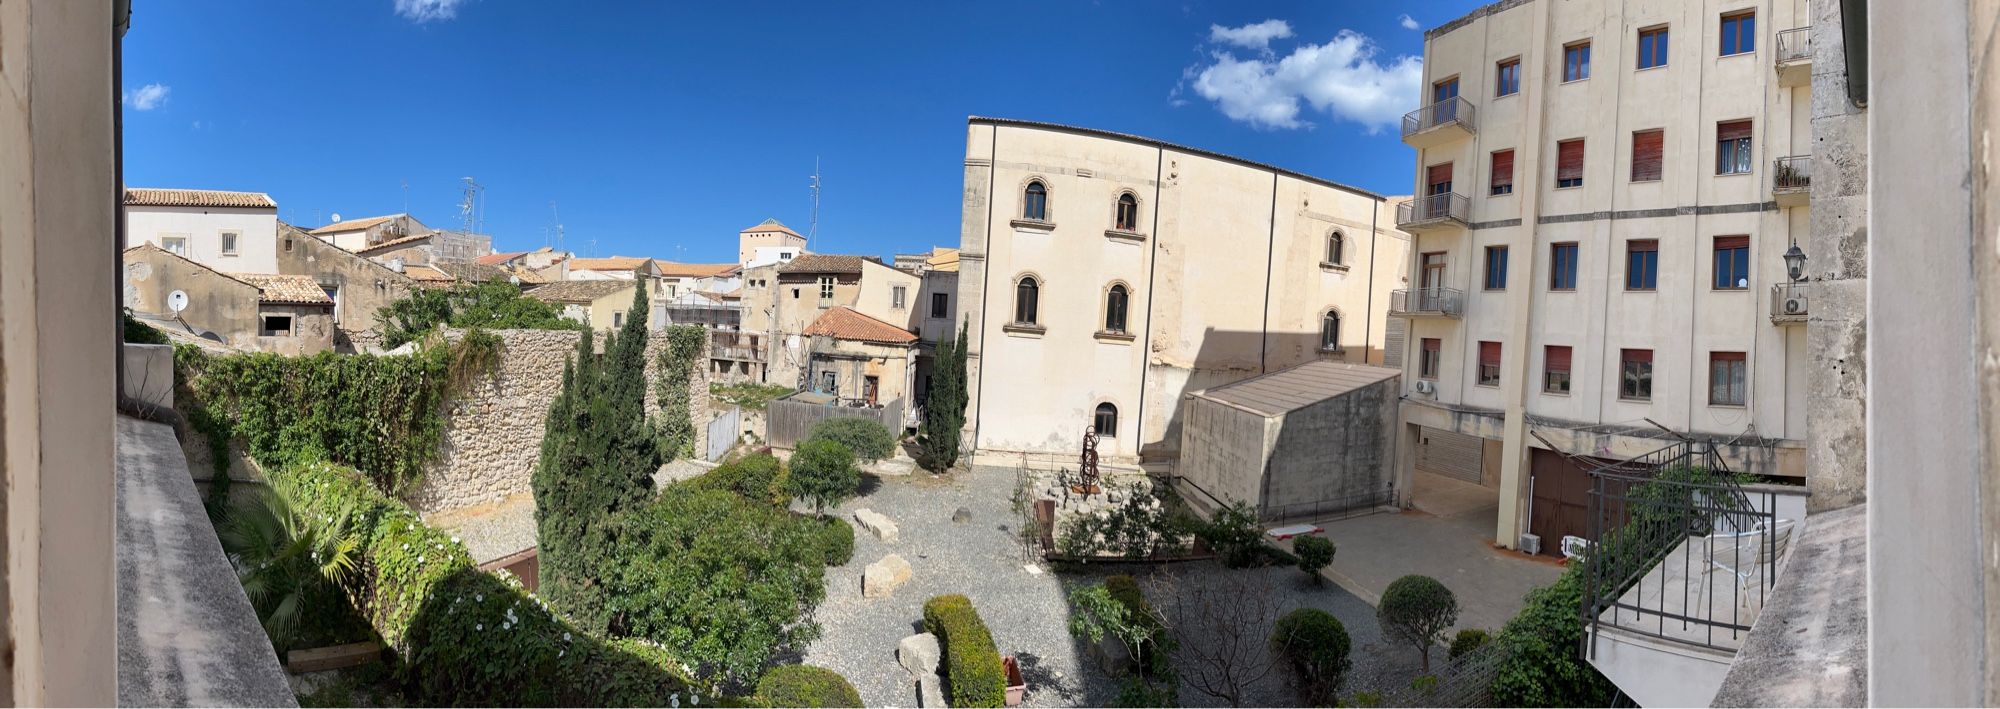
[220,484,361,653]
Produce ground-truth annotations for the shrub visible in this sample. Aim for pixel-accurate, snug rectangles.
[815,517,855,566]
[755,665,862,708]
[376,280,583,349]
[124,309,169,344]
[1411,674,1440,694]
[1272,608,1352,705]
[786,439,860,516]
[1347,690,1385,707]
[689,452,788,505]
[1103,575,1170,674]
[219,485,364,654]
[1294,535,1335,583]
[1055,485,1194,560]
[1379,575,1459,673]
[806,416,898,462]
[1489,568,1614,707]
[923,595,1006,708]
[1448,628,1492,661]
[653,325,707,461]
[1197,502,1267,568]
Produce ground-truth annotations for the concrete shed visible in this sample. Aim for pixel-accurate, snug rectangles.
[1176,361,1402,522]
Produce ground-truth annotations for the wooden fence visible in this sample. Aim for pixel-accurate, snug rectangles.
[766,395,903,449]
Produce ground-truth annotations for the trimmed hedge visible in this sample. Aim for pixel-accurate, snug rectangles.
[755,665,863,708]
[270,460,717,706]
[922,595,1006,708]
[805,416,898,462]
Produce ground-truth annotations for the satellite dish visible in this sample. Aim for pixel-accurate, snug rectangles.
[167,290,189,314]
[330,212,342,223]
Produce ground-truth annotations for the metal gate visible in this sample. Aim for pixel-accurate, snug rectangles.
[1415,426,1484,484]
[705,406,740,461]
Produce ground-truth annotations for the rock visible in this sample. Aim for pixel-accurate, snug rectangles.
[952,507,973,523]
[898,633,941,676]
[917,672,947,708]
[862,554,912,598]
[854,508,901,542]
[1088,636,1134,677]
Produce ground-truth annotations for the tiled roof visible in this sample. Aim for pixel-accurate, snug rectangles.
[355,232,433,254]
[230,273,335,305]
[124,187,276,209]
[568,256,654,272]
[402,265,457,283]
[476,251,529,266]
[778,253,875,274]
[656,261,739,278]
[803,306,918,345]
[433,261,510,283]
[742,218,801,236]
[528,279,635,304]
[507,267,552,284]
[310,214,399,234]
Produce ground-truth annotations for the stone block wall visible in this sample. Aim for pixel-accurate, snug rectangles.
[406,327,711,515]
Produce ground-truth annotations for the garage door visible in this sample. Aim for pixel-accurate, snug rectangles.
[1415,427,1484,484]
[1529,448,1593,557]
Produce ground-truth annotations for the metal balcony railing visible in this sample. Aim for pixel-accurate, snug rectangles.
[1774,155,1812,193]
[1401,96,1479,139]
[1389,287,1463,318]
[1771,282,1810,323]
[1776,27,1812,65]
[1397,192,1470,228]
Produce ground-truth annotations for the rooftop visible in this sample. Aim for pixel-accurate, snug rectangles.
[528,279,635,303]
[310,214,401,234]
[229,273,335,305]
[476,251,530,266]
[803,306,918,345]
[742,217,802,236]
[354,232,433,254]
[656,261,739,278]
[778,253,876,275]
[1195,360,1401,416]
[123,187,277,210]
[402,265,457,284]
[568,256,655,272]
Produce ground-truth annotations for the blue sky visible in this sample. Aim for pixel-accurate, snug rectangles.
[121,0,1484,264]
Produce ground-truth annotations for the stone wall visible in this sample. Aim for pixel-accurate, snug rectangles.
[1805,0,1868,512]
[406,327,711,515]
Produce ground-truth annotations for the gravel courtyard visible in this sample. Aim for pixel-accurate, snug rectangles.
[799,464,1428,708]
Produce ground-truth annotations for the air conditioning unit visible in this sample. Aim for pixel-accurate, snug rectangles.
[1519,533,1542,556]
[1414,380,1436,395]
[1783,294,1809,315]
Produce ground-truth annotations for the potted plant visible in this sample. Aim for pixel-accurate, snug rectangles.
[1002,655,1028,707]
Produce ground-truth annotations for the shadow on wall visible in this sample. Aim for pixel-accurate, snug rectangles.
[1140,327,1379,462]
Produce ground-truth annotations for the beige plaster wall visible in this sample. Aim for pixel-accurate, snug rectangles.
[123,247,263,343]
[275,223,418,349]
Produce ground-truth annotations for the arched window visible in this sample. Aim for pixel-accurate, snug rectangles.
[1114,193,1139,231]
[1094,403,1119,437]
[1321,310,1342,350]
[1104,284,1129,333]
[1327,231,1346,264]
[1015,276,1040,324]
[1023,181,1049,221]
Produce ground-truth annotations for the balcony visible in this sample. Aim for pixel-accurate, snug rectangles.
[1396,192,1470,232]
[1775,27,1812,88]
[1388,287,1463,319]
[1773,156,1811,207]
[1401,96,1478,149]
[1770,282,1809,325]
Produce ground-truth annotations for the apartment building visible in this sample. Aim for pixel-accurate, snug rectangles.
[123,188,280,274]
[1398,0,1814,561]
[955,117,1409,463]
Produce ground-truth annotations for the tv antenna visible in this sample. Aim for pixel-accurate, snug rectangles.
[807,157,821,249]
[401,179,409,213]
[549,201,565,252]
[459,177,483,234]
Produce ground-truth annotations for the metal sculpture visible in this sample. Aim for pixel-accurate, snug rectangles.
[1071,426,1102,495]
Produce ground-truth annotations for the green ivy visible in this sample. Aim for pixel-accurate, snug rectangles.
[376,281,584,350]
[653,325,707,461]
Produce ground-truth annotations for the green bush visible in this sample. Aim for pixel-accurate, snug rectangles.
[124,309,169,344]
[755,665,862,708]
[1294,535,1336,583]
[1272,608,1352,705]
[786,439,860,516]
[815,516,855,566]
[376,280,584,349]
[1411,674,1441,694]
[1104,576,1170,674]
[806,416,898,462]
[688,452,788,505]
[653,325,707,461]
[1448,628,1492,661]
[1489,568,1614,707]
[1379,574,1459,673]
[923,595,1006,708]
[1198,502,1267,568]
[1346,690,1384,707]
[1055,485,1194,560]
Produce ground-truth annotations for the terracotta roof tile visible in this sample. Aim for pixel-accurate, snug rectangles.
[803,306,918,345]
[778,253,875,274]
[568,256,655,272]
[741,218,801,236]
[355,232,433,254]
[477,251,529,266]
[656,261,739,278]
[527,280,635,303]
[310,214,400,234]
[230,273,335,305]
[124,187,277,209]
[402,265,456,283]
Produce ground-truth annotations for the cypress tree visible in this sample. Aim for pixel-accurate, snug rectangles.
[917,323,970,473]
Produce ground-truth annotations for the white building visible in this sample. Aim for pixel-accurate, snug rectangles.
[122,188,280,274]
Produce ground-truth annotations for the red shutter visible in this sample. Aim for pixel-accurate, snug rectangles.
[1428,162,1455,186]
[1623,348,1653,364]
[1631,130,1664,181]
[1423,338,1441,353]
[1629,239,1658,253]
[1546,345,1572,372]
[1480,341,1502,366]
[1491,150,1515,188]
[1716,234,1750,250]
[1557,140,1585,180]
[1718,120,1753,141]
[1712,351,1746,363]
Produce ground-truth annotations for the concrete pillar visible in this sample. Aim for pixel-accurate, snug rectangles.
[1804,0,1869,512]
[1492,0,1552,549]
[955,123,995,454]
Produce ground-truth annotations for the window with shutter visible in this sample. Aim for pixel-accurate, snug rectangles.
[1717,120,1754,174]
[1484,246,1509,290]
[1709,351,1747,405]
[1419,338,1442,380]
[1626,239,1659,290]
[1620,349,1654,400]
[1544,345,1573,394]
[1556,140,1585,188]
[1714,235,1750,289]
[1631,130,1664,182]
[1491,150,1515,195]
[1427,162,1455,196]
[1551,242,1579,290]
[1478,341,1502,386]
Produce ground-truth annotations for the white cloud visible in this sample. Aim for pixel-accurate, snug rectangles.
[1183,29,1423,133]
[122,83,170,111]
[1208,19,1293,53]
[1399,14,1420,31]
[395,0,466,23]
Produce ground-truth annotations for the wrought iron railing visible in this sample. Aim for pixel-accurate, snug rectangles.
[1257,485,1397,525]
[1401,96,1479,138]
[1581,441,1785,655]
[1774,155,1812,193]
[1776,27,1812,65]
[1397,192,1471,227]
[1389,287,1464,318]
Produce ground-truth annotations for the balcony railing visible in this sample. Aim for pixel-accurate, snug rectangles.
[1389,287,1463,319]
[1774,156,1811,206]
[1401,96,1478,141]
[1397,192,1470,230]
[1771,282,1810,324]
[1776,27,1812,65]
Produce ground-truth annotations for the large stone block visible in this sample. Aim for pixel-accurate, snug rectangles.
[917,672,947,708]
[862,554,912,598]
[854,508,900,542]
[898,632,941,676]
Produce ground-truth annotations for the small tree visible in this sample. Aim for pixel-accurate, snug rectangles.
[1156,566,1284,707]
[786,439,860,516]
[806,417,897,462]
[1378,574,1459,673]
[1271,608,1351,706]
[916,324,969,473]
[1294,535,1335,584]
[1448,628,1492,661]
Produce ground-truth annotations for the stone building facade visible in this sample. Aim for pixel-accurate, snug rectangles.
[275,222,420,351]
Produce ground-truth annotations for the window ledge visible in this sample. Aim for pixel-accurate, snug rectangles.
[1010,219,1056,232]
[1709,403,1748,410]
[1319,261,1350,273]
[1104,229,1147,244]
[1002,322,1047,337]
[1094,330,1136,343]
[1319,346,1347,356]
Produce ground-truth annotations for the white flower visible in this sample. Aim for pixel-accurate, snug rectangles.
[563,632,572,642]
[475,594,483,602]
[451,536,460,544]
[476,623,484,631]
[558,649,566,658]
[417,555,425,564]
[671,693,681,708]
